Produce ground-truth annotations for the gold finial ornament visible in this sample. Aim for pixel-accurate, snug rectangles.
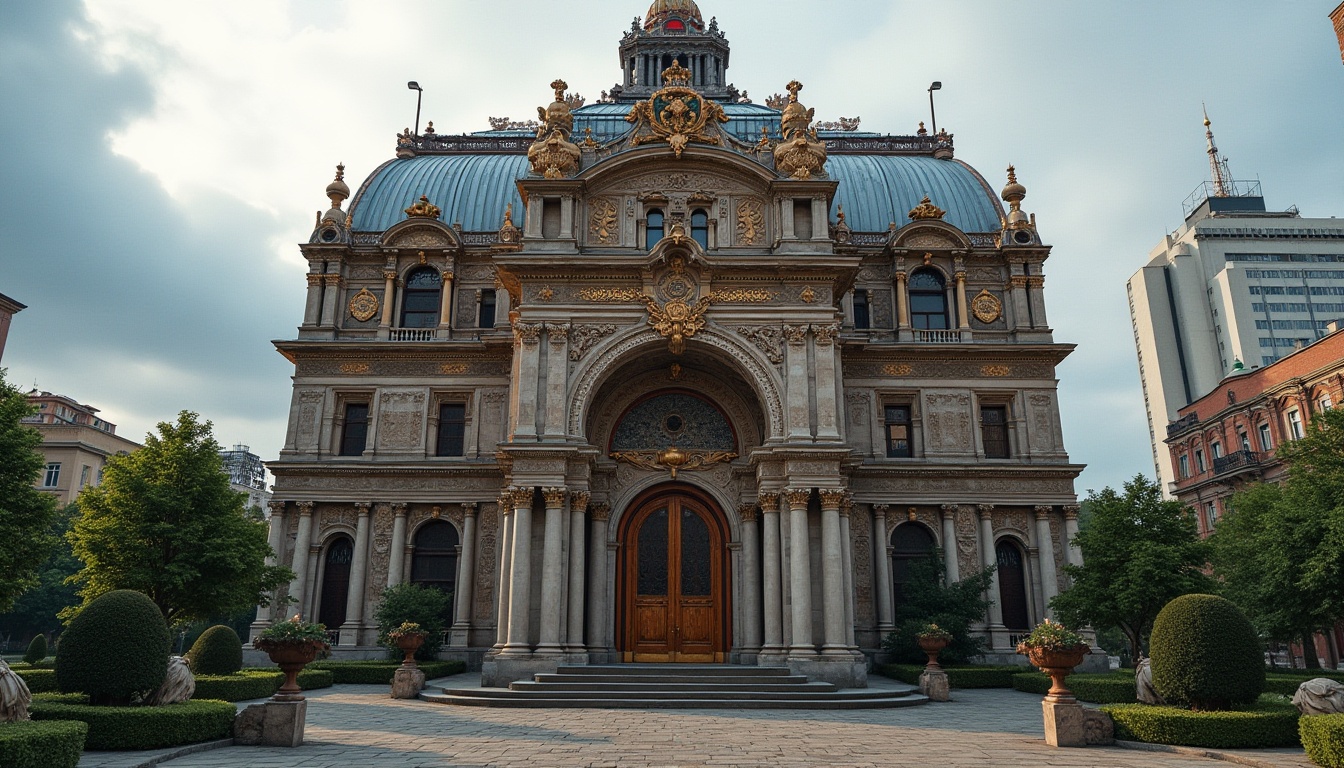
[773,80,828,180]
[325,163,350,209]
[527,78,582,178]
[644,294,712,355]
[498,202,521,244]
[907,195,946,220]
[661,61,693,87]
[405,195,441,219]
[1002,165,1029,227]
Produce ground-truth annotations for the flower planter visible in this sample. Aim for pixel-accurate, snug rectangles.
[393,633,427,667]
[1025,646,1089,701]
[917,636,950,670]
[256,640,323,702]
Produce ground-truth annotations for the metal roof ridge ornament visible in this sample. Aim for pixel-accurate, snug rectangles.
[497,202,521,245]
[624,59,729,158]
[907,195,947,221]
[527,79,582,179]
[772,80,828,180]
[404,195,441,219]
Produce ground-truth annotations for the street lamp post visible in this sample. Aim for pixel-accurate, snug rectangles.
[928,81,942,136]
[408,81,423,136]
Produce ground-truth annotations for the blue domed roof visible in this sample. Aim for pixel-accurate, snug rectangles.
[829,156,1004,233]
[350,154,529,233]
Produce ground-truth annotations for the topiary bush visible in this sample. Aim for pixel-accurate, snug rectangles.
[1149,594,1264,710]
[55,589,170,705]
[23,635,47,665]
[374,583,450,661]
[186,625,242,675]
[28,693,235,751]
[1301,713,1344,768]
[0,719,88,768]
[1102,695,1300,748]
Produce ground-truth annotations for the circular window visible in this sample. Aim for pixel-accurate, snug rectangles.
[1012,230,1033,245]
[320,228,338,242]
[664,413,685,437]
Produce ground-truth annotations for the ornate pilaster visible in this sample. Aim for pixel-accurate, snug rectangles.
[758,490,785,655]
[380,270,397,330]
[739,502,762,654]
[513,322,544,438]
[303,273,324,327]
[320,273,343,327]
[871,504,894,632]
[813,323,842,441]
[954,266,970,331]
[438,269,455,333]
[543,323,571,438]
[838,493,857,650]
[894,266,910,330]
[784,325,811,439]
[586,502,611,655]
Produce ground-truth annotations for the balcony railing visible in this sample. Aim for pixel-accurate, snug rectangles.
[913,329,964,344]
[389,328,436,342]
[1167,413,1201,438]
[1213,449,1264,476]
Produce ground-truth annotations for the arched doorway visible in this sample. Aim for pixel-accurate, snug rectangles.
[996,539,1031,632]
[617,485,731,662]
[317,536,353,630]
[890,523,936,615]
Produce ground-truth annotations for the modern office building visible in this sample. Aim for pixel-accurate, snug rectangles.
[219,444,272,514]
[1127,114,1344,493]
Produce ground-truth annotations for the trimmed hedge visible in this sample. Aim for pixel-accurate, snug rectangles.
[28,693,236,751]
[878,663,1022,688]
[1150,594,1264,710]
[0,719,88,768]
[1302,713,1344,768]
[1102,695,1301,749]
[1011,671,1137,704]
[187,625,243,676]
[1266,673,1344,697]
[56,590,170,705]
[14,668,58,693]
[306,659,465,684]
[192,671,280,701]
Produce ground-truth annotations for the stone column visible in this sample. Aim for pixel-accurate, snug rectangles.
[438,269,455,336]
[320,274,342,327]
[450,502,478,646]
[502,487,534,655]
[543,323,570,439]
[758,491,784,656]
[872,505,894,633]
[819,490,848,656]
[813,324,841,441]
[954,268,970,331]
[786,487,815,657]
[894,271,910,329]
[1027,276,1049,329]
[303,274,323,327]
[784,325,811,440]
[493,495,515,652]
[536,487,567,654]
[1034,506,1059,618]
[566,491,589,653]
[1008,273,1031,329]
[513,323,543,439]
[739,502,762,654]
[251,501,287,638]
[777,491,793,650]
[978,504,1005,632]
[386,503,408,587]
[339,502,372,646]
[586,503,611,655]
[379,270,396,331]
[940,505,960,583]
[1062,505,1083,569]
[288,502,315,619]
[838,494,856,649]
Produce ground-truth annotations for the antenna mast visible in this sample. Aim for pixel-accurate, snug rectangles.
[1203,104,1233,198]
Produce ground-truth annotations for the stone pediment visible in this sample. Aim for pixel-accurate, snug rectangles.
[890,219,972,251]
[382,219,462,251]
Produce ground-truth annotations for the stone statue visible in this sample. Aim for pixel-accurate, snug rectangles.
[1293,678,1344,715]
[0,658,32,722]
[145,656,196,706]
[1135,658,1164,705]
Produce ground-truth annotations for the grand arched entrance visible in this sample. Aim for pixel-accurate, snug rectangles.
[617,485,731,662]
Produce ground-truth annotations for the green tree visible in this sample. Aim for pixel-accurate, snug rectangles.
[67,411,291,625]
[374,583,450,661]
[1051,475,1213,664]
[0,502,81,641]
[881,551,995,665]
[0,369,59,613]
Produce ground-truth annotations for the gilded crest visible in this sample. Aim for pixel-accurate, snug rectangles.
[772,81,828,180]
[404,195,441,219]
[645,295,712,355]
[626,62,729,158]
[908,195,947,221]
[609,446,737,479]
[736,199,765,245]
[348,288,379,322]
[971,289,1003,324]
[589,198,619,244]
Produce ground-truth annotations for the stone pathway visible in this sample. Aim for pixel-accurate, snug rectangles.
[79,675,1314,768]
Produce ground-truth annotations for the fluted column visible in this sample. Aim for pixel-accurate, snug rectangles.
[786,487,815,657]
[586,503,611,654]
[543,323,570,439]
[513,323,543,439]
[438,269,454,333]
[288,501,315,618]
[978,504,1005,632]
[940,504,960,583]
[1063,504,1083,569]
[340,502,372,646]
[303,274,323,327]
[813,324,841,441]
[492,495,515,651]
[379,270,396,331]
[838,494,857,649]
[320,273,342,327]
[1034,505,1059,618]
[819,489,848,656]
[739,502,762,653]
[758,491,784,655]
[566,491,590,653]
[784,325,811,439]
[386,503,407,587]
[872,505,894,632]
[536,487,567,654]
[502,487,534,655]
[451,503,478,644]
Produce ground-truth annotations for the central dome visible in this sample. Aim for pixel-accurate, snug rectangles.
[645,0,704,30]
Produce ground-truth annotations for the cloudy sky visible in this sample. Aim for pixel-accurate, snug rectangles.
[2,0,1342,496]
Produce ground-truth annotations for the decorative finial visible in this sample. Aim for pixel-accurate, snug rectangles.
[1001,166,1029,227]
[908,195,947,221]
[404,194,442,219]
[324,162,351,211]
[917,121,927,136]
[334,164,345,182]
[582,126,598,148]
[786,80,803,102]
[424,121,435,134]
[498,202,521,244]
[661,60,692,87]
[503,202,514,227]
[836,205,846,224]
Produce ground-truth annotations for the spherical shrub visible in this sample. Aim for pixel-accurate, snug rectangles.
[186,625,242,675]
[1150,594,1264,711]
[23,634,48,665]
[55,590,170,705]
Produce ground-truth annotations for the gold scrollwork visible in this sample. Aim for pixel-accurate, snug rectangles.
[610,446,737,479]
[440,363,469,375]
[709,289,775,303]
[339,363,371,375]
[579,287,647,303]
[882,363,913,376]
[907,195,947,221]
[589,197,619,244]
[736,199,765,245]
[404,195,441,219]
[970,289,1003,324]
[625,62,729,158]
[981,365,1012,377]
[348,288,379,322]
[645,295,711,355]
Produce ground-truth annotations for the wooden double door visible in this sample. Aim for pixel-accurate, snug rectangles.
[620,488,729,662]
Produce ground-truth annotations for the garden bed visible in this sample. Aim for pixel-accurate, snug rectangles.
[1301,713,1344,768]
[1011,670,1137,703]
[28,693,236,751]
[1101,695,1301,749]
[877,663,1022,688]
[0,719,88,768]
[307,659,465,684]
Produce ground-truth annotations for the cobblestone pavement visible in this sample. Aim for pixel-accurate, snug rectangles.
[140,676,1312,768]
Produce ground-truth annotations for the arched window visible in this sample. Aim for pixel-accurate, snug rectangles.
[400,267,441,328]
[691,209,709,249]
[996,539,1031,631]
[646,209,665,250]
[411,521,459,596]
[890,523,935,612]
[909,269,949,330]
[317,536,354,631]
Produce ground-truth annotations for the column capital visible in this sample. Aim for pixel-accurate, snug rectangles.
[839,492,853,516]
[382,270,397,281]
[296,501,315,515]
[818,488,846,511]
[813,323,839,346]
[758,490,780,511]
[954,271,967,283]
[783,487,812,510]
[268,500,287,517]
[570,490,591,512]
[1063,504,1080,520]
[306,273,324,287]
[542,486,568,508]
[977,503,995,519]
[441,270,455,281]
[461,501,478,516]
[507,486,534,509]
[323,273,343,287]
[391,502,408,517]
[354,501,372,516]
[514,322,543,347]
[872,503,890,516]
[1034,505,1054,519]
[783,324,810,346]
[894,270,908,283]
[738,503,759,523]
[940,503,957,519]
[545,322,571,346]
[589,502,611,522]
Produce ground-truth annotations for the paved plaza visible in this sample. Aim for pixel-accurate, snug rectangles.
[74,674,1314,768]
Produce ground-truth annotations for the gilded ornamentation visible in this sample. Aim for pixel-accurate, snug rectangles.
[536,286,555,301]
[882,363,913,376]
[528,80,581,178]
[758,490,780,511]
[404,195,441,219]
[644,295,712,355]
[589,198,619,245]
[498,203,521,244]
[589,503,611,522]
[907,195,947,221]
[800,286,816,304]
[813,323,839,346]
[739,503,759,524]
[818,489,847,509]
[773,81,828,180]
[971,289,1003,324]
[736,199,765,245]
[609,447,737,479]
[710,288,775,303]
[514,322,543,346]
[440,363,469,375]
[348,289,379,322]
[736,325,784,364]
[981,364,1011,377]
[306,274,323,287]
[783,487,812,508]
[783,324,809,345]
[570,491,590,512]
[542,487,568,508]
[568,324,618,361]
[579,286,646,303]
[625,62,729,158]
[339,363,370,374]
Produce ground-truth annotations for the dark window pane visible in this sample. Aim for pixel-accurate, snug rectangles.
[646,209,664,250]
[981,406,1010,458]
[411,521,458,595]
[890,524,934,613]
[437,403,466,457]
[318,537,353,629]
[909,271,945,290]
[853,289,870,329]
[680,508,711,596]
[340,403,369,456]
[884,405,911,458]
[910,268,949,329]
[691,209,709,249]
[637,507,669,596]
[400,267,441,328]
[997,540,1030,630]
[479,290,497,329]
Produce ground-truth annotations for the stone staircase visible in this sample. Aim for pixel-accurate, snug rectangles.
[422,664,929,709]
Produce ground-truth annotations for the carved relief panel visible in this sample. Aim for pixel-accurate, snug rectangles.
[295,390,325,454]
[376,390,428,451]
[1024,390,1061,456]
[922,390,974,456]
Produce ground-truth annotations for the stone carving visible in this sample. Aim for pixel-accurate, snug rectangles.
[1029,393,1056,454]
[845,391,871,426]
[376,391,427,451]
[145,656,196,706]
[643,294,712,355]
[902,233,955,249]
[784,487,812,508]
[773,81,827,180]
[528,80,581,178]
[579,286,646,303]
[736,325,784,363]
[956,506,980,578]
[736,199,765,245]
[589,198,619,244]
[1294,678,1344,715]
[569,324,618,361]
[1135,658,1164,705]
[475,504,498,622]
[610,448,736,479]
[783,324,809,346]
[296,391,325,451]
[846,360,1055,380]
[850,503,875,626]
[369,504,393,595]
[0,659,32,722]
[923,392,972,452]
[710,289,776,303]
[514,322,543,346]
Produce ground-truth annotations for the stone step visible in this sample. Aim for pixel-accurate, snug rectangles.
[456,686,899,701]
[510,681,843,695]
[421,691,930,710]
[555,664,795,677]
[529,673,816,686]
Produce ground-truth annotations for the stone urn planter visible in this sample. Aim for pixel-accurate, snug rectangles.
[1025,646,1088,701]
[256,639,324,702]
[394,632,427,667]
[917,636,950,670]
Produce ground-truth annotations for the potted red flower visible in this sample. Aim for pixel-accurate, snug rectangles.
[387,621,427,667]
[1016,619,1090,701]
[915,623,953,670]
[254,615,330,701]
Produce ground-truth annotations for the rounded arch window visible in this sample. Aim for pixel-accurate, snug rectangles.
[890,522,936,611]
[646,209,665,250]
[411,520,459,596]
[317,536,354,631]
[909,268,949,330]
[691,209,709,249]
[400,267,442,328]
[996,538,1031,631]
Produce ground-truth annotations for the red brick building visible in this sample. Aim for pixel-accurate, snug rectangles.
[1332,2,1344,65]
